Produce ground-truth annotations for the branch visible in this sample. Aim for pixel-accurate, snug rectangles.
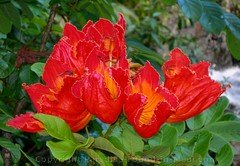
[40,3,59,51]
[2,133,12,166]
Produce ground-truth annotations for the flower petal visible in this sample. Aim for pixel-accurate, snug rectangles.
[39,75,92,131]
[162,48,190,77]
[190,61,210,78]
[132,61,160,92]
[22,83,51,111]
[7,112,44,133]
[63,23,85,44]
[124,93,174,138]
[74,72,123,123]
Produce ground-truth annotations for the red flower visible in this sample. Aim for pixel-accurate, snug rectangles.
[63,14,128,69]
[72,50,129,123]
[163,48,225,123]
[7,40,92,132]
[124,62,178,138]
[7,112,44,133]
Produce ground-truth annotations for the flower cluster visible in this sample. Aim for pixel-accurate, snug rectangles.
[7,15,225,138]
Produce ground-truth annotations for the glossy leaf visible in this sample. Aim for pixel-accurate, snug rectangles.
[93,137,124,161]
[223,12,240,41]
[95,150,113,166]
[121,126,144,155]
[19,65,39,84]
[186,113,205,130]
[30,62,45,77]
[170,122,185,136]
[193,131,212,160]
[226,29,240,60]
[81,149,106,166]
[0,2,21,29]
[199,1,225,34]
[34,114,76,142]
[46,140,77,162]
[0,138,21,163]
[216,144,234,166]
[204,96,229,125]
[178,0,202,21]
[204,121,240,142]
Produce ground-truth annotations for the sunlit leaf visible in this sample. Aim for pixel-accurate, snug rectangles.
[34,114,76,142]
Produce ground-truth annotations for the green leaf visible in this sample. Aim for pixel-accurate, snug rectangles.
[0,138,21,163]
[202,153,215,166]
[18,145,39,166]
[216,144,233,166]
[0,114,20,134]
[30,62,45,77]
[204,121,240,142]
[209,134,228,152]
[186,113,205,130]
[17,1,34,19]
[143,146,171,159]
[34,114,76,142]
[0,154,3,166]
[170,122,185,136]
[0,53,15,79]
[95,150,113,166]
[204,96,229,125]
[19,65,39,84]
[127,40,164,65]
[149,124,178,151]
[0,2,21,29]
[193,131,212,159]
[46,140,77,162]
[199,1,225,34]
[223,12,240,41]
[0,10,12,34]
[226,29,240,60]
[93,137,124,161]
[81,149,106,166]
[178,0,202,21]
[121,126,144,155]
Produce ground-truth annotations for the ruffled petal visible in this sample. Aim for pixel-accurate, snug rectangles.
[22,83,51,111]
[7,112,44,133]
[163,48,225,123]
[63,23,85,44]
[43,57,72,90]
[162,48,190,77]
[167,76,223,122]
[41,76,92,132]
[124,62,177,138]
[74,72,123,123]
[190,61,210,78]
[132,62,160,93]
[117,13,126,30]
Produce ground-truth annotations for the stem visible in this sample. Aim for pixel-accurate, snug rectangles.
[40,3,59,51]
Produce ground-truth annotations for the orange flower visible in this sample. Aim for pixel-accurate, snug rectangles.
[163,48,225,122]
[124,62,178,138]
